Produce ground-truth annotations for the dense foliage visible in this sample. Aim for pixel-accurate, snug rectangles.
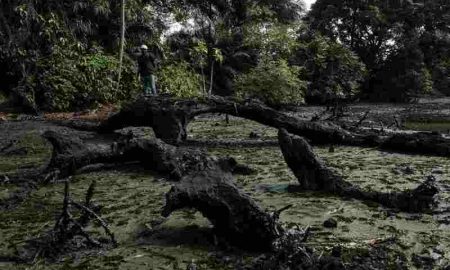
[0,0,448,111]
[307,0,450,102]
[294,35,366,103]
[0,0,162,111]
[37,47,140,111]
[235,58,306,105]
[157,61,202,98]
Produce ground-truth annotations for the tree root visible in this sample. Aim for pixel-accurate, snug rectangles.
[161,170,281,251]
[5,130,280,251]
[18,180,115,263]
[278,129,439,212]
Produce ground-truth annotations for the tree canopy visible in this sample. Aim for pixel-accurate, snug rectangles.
[307,0,449,101]
[0,0,448,111]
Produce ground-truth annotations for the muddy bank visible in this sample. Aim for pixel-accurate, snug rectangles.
[1,117,450,269]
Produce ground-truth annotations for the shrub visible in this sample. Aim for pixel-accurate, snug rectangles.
[294,35,366,103]
[234,58,306,105]
[366,45,432,102]
[157,61,202,98]
[35,45,140,111]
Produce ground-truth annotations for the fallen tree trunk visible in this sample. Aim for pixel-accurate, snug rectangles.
[99,96,450,157]
[6,130,280,250]
[162,170,281,251]
[41,130,254,181]
[380,132,450,156]
[99,96,360,145]
[278,129,439,212]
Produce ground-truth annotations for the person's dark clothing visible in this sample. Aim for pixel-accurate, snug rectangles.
[138,51,157,76]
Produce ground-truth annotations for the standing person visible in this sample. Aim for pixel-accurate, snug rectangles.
[137,44,158,96]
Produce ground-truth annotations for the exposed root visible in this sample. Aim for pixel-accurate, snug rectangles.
[278,129,439,212]
[161,167,281,251]
[17,181,115,263]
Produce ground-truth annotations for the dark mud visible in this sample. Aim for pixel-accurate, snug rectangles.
[1,107,450,269]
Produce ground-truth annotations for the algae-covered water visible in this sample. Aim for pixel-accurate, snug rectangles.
[1,117,449,269]
[404,120,450,133]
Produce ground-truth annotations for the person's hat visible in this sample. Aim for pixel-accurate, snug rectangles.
[140,44,148,50]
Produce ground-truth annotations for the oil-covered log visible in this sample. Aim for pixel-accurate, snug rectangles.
[278,129,438,212]
[39,130,233,181]
[10,130,280,250]
[162,169,281,251]
[99,96,357,145]
[99,96,450,157]
[41,131,119,181]
[380,132,450,156]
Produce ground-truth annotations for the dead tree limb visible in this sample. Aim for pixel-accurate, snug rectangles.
[162,170,281,251]
[70,200,117,246]
[99,96,358,146]
[99,96,450,157]
[352,110,370,129]
[8,130,280,250]
[278,129,438,212]
[20,181,115,262]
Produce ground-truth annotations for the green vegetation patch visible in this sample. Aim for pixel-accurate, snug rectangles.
[2,118,450,269]
[192,118,450,268]
[0,170,233,270]
[404,120,450,133]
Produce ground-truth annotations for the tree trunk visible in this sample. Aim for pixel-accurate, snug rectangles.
[99,96,357,146]
[6,130,280,250]
[209,61,214,97]
[98,96,450,157]
[278,129,438,212]
[116,0,126,91]
[162,169,281,251]
[201,66,206,96]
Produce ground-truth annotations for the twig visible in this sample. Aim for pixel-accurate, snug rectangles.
[274,204,293,219]
[353,110,370,129]
[301,226,311,242]
[85,180,96,206]
[70,200,117,246]
[54,181,70,233]
[79,180,96,226]
[394,116,401,129]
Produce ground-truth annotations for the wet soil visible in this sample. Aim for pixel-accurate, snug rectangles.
[1,101,450,269]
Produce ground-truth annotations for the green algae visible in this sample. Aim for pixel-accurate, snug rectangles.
[199,117,450,268]
[0,169,232,270]
[1,117,450,269]
[187,117,278,141]
[404,120,450,132]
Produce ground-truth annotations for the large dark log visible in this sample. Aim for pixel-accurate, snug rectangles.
[38,130,241,181]
[9,131,280,250]
[99,96,450,157]
[380,132,450,156]
[278,129,439,212]
[41,131,118,181]
[99,96,359,145]
[162,169,281,251]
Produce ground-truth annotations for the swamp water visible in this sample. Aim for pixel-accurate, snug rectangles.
[1,118,449,269]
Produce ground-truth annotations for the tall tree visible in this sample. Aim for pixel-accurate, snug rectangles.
[117,0,126,91]
[307,0,450,100]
